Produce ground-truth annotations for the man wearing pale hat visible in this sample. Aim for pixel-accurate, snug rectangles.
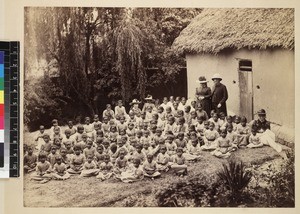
[211,73,228,116]
[142,95,156,112]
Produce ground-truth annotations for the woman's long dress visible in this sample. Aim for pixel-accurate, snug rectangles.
[196,86,212,116]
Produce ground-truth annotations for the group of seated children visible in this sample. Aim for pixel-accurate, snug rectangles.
[24,97,263,184]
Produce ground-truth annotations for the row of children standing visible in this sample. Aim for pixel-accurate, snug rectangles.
[24,96,262,184]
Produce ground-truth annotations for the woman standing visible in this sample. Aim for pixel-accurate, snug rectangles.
[195,76,212,116]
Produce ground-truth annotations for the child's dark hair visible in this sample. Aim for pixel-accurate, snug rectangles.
[178,117,185,124]
[38,152,47,159]
[176,147,184,153]
[73,144,82,151]
[65,129,71,134]
[251,125,258,132]
[52,119,58,124]
[110,143,118,153]
[177,132,184,137]
[77,125,84,131]
[241,116,247,123]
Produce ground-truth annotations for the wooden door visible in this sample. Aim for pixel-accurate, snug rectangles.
[238,59,253,121]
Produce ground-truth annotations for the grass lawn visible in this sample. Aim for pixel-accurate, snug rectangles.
[23,143,284,207]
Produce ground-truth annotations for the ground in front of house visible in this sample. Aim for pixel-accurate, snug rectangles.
[23,144,288,207]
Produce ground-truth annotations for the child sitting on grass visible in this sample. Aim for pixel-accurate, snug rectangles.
[119,158,144,183]
[226,124,238,147]
[67,120,77,136]
[74,125,85,143]
[184,139,202,161]
[64,141,74,157]
[174,132,187,150]
[195,116,205,137]
[95,145,105,167]
[83,139,96,159]
[80,155,99,177]
[142,142,152,157]
[102,104,115,121]
[236,116,250,147]
[115,100,127,120]
[131,143,146,163]
[52,137,62,151]
[40,134,52,155]
[35,125,46,151]
[24,146,37,173]
[67,145,85,174]
[31,152,52,184]
[101,116,110,136]
[48,146,59,168]
[201,122,219,151]
[83,117,94,138]
[52,156,70,180]
[75,132,88,151]
[114,149,129,176]
[96,154,114,181]
[170,147,188,176]
[165,134,177,157]
[52,126,63,142]
[156,145,170,172]
[50,119,60,137]
[247,126,264,148]
[60,148,70,168]
[211,129,236,158]
[62,129,75,148]
[208,113,220,132]
[143,154,161,179]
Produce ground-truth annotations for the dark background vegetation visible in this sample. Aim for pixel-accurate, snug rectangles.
[24,7,202,131]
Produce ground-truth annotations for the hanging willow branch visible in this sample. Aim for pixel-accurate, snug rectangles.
[113,13,146,102]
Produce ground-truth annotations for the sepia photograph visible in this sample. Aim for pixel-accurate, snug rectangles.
[23,7,295,207]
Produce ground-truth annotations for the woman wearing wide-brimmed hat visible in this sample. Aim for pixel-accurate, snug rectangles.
[129,99,142,116]
[211,73,228,116]
[250,109,286,157]
[195,76,212,116]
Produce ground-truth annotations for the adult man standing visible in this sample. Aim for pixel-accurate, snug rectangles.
[211,73,228,116]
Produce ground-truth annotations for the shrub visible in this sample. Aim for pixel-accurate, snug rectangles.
[156,175,218,207]
[217,159,252,205]
[265,150,295,207]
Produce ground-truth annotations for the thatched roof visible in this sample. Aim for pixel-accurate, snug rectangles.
[172,8,294,54]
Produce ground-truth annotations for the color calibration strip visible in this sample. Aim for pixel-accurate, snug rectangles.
[0,51,4,168]
[0,41,20,178]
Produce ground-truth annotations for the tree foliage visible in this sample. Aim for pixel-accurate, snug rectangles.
[24,7,202,129]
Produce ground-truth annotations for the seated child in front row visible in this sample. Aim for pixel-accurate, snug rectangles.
[96,154,114,181]
[143,154,161,179]
[170,147,188,176]
[80,155,99,177]
[52,156,70,180]
[156,145,170,172]
[184,139,202,161]
[24,146,38,173]
[67,145,85,174]
[201,122,219,150]
[31,152,52,184]
[247,126,264,148]
[119,158,144,183]
[236,116,250,147]
[211,129,236,159]
[114,149,129,176]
